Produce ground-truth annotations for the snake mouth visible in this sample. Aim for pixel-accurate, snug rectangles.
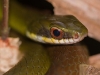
[65,32,87,44]
[50,34,85,44]
[26,31,87,44]
[46,32,87,44]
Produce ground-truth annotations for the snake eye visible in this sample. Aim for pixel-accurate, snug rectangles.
[50,27,64,39]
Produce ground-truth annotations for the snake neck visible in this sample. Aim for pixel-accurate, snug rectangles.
[45,43,89,75]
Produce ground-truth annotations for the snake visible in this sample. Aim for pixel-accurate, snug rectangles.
[0,0,89,75]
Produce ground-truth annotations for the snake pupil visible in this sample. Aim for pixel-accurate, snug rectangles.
[53,29,60,37]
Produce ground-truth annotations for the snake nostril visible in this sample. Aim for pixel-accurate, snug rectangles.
[73,32,79,39]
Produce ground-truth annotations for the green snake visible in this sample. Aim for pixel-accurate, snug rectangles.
[0,0,89,75]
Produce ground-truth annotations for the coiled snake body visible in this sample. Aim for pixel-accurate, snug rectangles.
[0,0,89,75]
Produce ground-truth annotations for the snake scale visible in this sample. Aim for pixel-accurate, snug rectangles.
[0,0,90,75]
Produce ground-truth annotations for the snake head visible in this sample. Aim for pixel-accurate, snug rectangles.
[26,15,88,44]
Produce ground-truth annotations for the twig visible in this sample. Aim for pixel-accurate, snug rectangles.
[2,0,9,40]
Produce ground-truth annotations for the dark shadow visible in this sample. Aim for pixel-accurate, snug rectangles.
[83,36,100,56]
[17,0,54,13]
